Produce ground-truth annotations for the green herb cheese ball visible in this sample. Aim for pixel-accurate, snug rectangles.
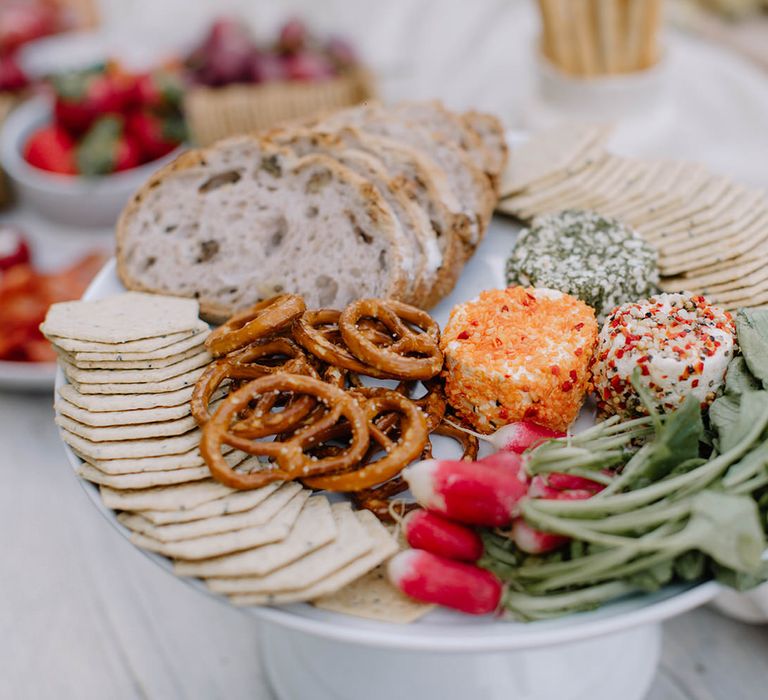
[506,210,659,321]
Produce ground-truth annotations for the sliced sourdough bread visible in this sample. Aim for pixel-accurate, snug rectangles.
[266,126,444,306]
[116,137,407,321]
[462,110,508,190]
[314,103,495,252]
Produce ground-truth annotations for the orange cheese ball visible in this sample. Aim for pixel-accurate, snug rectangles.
[440,286,598,433]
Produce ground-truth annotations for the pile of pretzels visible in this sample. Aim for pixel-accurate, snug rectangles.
[191,294,478,520]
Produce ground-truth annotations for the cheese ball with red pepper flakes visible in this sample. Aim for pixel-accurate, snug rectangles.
[591,292,736,418]
[440,287,598,433]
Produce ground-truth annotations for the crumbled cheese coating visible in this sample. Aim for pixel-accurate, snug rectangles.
[506,209,659,321]
[591,291,736,418]
[440,286,598,433]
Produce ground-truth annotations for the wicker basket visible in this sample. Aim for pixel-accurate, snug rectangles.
[184,68,375,146]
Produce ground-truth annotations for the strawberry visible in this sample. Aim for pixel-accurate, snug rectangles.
[23,125,77,174]
[52,67,128,135]
[126,111,185,161]
[0,53,28,92]
[76,116,140,175]
[133,69,185,110]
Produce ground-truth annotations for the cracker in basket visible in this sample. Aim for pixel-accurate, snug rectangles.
[499,123,611,197]
[101,479,234,512]
[127,490,309,560]
[313,565,434,624]
[191,502,370,584]
[174,496,337,579]
[61,343,206,370]
[68,365,206,395]
[41,292,200,343]
[138,482,282,525]
[117,483,303,542]
[58,383,198,412]
[55,411,202,442]
[225,510,398,605]
[60,350,211,384]
[62,427,202,460]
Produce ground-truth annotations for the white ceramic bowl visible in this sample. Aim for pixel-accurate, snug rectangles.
[0,96,184,228]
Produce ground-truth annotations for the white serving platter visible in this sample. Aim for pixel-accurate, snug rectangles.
[0,359,57,392]
[55,216,720,700]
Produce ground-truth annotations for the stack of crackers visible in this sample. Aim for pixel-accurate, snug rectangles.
[45,292,427,621]
[497,124,768,310]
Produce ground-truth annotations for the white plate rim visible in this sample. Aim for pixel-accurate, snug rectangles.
[54,253,721,652]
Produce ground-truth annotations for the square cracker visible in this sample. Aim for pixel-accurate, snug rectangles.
[49,322,208,354]
[54,394,210,427]
[173,496,336,578]
[127,490,309,560]
[313,565,434,624]
[66,329,208,363]
[60,350,211,384]
[138,481,283,525]
[55,410,202,442]
[499,123,611,197]
[61,426,202,460]
[58,383,198,411]
[117,483,304,542]
[190,502,370,584]
[101,479,235,512]
[78,462,211,489]
[61,343,205,370]
[225,510,398,605]
[84,445,232,475]
[41,292,200,343]
[66,365,206,395]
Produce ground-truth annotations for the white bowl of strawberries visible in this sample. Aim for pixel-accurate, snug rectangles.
[0,62,186,227]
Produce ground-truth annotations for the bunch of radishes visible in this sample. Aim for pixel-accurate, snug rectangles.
[186,17,358,88]
[388,422,604,615]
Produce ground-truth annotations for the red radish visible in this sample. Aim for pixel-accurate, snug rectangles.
[388,549,502,615]
[478,450,523,470]
[547,472,605,493]
[403,458,528,527]
[528,475,595,501]
[511,517,569,554]
[513,474,598,554]
[403,509,483,563]
[0,227,30,271]
[282,51,335,81]
[24,125,77,174]
[449,419,565,454]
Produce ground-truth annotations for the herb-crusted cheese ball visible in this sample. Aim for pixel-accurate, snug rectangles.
[506,210,659,321]
[591,292,736,418]
[440,287,598,433]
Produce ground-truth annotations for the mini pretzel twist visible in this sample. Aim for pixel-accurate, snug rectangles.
[200,373,370,489]
[339,299,443,380]
[302,389,428,492]
[205,294,306,357]
[293,309,401,379]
